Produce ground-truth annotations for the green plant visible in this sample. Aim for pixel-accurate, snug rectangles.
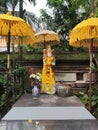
[0,75,7,96]
[0,93,6,108]
[12,64,26,76]
[0,75,6,86]
[79,83,98,115]
[81,94,89,106]
[0,59,6,68]
[92,84,98,111]
[92,95,98,107]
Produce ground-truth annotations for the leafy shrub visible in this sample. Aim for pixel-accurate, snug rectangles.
[12,64,26,76]
[79,83,98,115]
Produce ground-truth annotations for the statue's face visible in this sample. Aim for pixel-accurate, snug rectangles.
[47,52,52,57]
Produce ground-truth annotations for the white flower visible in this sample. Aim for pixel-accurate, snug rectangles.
[29,74,36,79]
[37,73,41,79]
[36,75,40,80]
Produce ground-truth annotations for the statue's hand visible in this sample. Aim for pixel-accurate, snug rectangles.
[52,61,55,66]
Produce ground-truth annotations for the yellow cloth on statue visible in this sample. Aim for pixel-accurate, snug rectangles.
[42,57,55,94]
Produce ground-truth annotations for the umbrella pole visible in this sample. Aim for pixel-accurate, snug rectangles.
[18,37,23,62]
[89,39,93,112]
[44,43,46,48]
[12,43,15,68]
[44,35,46,48]
[6,31,11,112]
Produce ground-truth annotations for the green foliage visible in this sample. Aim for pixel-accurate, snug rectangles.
[40,0,98,51]
[0,75,6,86]
[40,0,85,51]
[12,64,26,76]
[0,93,6,109]
[79,83,98,114]
[47,0,64,8]
[23,44,43,53]
[81,94,89,106]
[95,8,98,17]
[0,59,6,68]
[23,44,34,52]
[0,62,27,118]
[91,84,98,111]
[92,95,98,106]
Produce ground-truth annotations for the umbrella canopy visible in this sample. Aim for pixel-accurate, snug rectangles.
[0,12,35,39]
[69,17,98,47]
[69,16,98,112]
[0,12,35,112]
[0,12,35,68]
[0,36,7,47]
[0,36,33,47]
[33,30,60,48]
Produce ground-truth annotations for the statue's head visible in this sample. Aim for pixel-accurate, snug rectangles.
[47,45,53,57]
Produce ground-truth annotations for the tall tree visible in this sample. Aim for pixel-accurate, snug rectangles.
[19,0,36,18]
[18,0,36,61]
[0,0,10,13]
[40,0,98,51]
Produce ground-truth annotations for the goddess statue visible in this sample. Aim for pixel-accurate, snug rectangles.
[41,45,56,94]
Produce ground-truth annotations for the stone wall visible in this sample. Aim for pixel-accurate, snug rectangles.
[26,65,97,88]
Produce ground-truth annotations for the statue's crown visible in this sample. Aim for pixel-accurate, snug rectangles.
[47,45,52,52]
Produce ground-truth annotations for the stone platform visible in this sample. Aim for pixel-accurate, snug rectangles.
[1,94,98,130]
[13,94,84,107]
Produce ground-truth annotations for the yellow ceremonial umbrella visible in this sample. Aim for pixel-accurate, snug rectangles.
[0,12,34,37]
[0,12,34,111]
[33,30,60,48]
[69,16,98,112]
[0,12,34,69]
